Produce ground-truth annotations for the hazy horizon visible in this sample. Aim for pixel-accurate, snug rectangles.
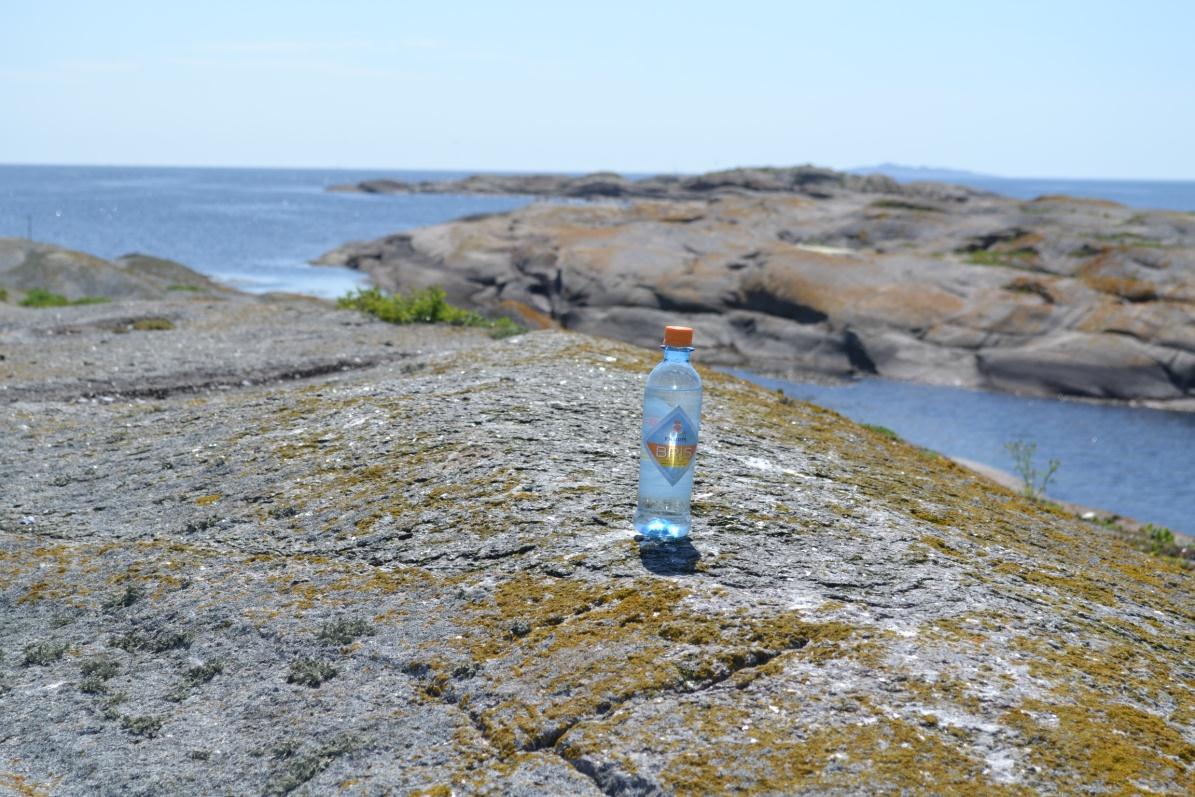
[5,1,1194,180]
[6,161,1195,184]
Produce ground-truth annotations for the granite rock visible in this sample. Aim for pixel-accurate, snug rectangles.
[317,182,1195,406]
[0,297,1191,795]
[0,239,230,302]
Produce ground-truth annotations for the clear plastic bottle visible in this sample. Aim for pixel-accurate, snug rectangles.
[634,326,702,539]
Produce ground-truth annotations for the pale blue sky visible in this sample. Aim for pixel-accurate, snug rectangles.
[3,0,1193,178]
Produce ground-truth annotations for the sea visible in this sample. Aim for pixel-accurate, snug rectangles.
[1,164,1193,535]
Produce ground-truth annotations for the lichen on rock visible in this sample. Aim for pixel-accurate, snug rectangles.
[0,297,1191,794]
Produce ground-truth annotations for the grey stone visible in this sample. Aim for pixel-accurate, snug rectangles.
[0,294,1191,794]
[316,171,1195,407]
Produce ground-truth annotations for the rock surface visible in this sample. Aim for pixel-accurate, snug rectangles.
[319,172,1195,406]
[1,296,1192,795]
[0,239,231,302]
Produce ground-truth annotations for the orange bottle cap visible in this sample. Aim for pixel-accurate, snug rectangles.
[664,326,694,347]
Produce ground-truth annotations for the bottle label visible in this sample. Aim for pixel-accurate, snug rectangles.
[644,405,699,485]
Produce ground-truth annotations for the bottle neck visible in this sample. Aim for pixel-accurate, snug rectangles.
[662,346,694,363]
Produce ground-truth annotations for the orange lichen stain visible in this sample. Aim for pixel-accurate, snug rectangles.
[0,771,58,797]
[497,299,558,330]
[195,494,222,506]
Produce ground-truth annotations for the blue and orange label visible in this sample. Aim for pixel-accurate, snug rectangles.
[644,406,699,485]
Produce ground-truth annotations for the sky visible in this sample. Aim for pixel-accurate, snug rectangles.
[2,0,1193,178]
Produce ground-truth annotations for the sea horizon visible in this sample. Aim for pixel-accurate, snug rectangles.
[6,162,1195,216]
[5,159,1195,184]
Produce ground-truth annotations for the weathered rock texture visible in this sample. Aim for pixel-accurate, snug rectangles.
[0,238,231,301]
[320,170,1195,406]
[1,296,1192,795]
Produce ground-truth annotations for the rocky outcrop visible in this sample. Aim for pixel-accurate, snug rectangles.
[327,164,982,203]
[1,298,1191,794]
[0,238,230,301]
[318,186,1195,406]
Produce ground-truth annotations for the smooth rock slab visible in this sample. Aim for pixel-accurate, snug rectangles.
[0,300,1192,795]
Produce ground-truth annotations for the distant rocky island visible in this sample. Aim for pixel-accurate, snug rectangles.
[327,164,976,202]
[322,165,1195,407]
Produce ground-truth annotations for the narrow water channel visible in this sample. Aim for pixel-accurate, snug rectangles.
[729,370,1195,537]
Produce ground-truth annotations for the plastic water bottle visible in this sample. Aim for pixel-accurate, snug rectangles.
[634,326,702,539]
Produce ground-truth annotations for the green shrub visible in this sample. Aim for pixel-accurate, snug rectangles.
[0,287,7,302]
[167,283,202,292]
[20,288,71,307]
[19,288,109,308]
[338,287,524,339]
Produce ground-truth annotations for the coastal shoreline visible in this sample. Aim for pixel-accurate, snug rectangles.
[317,165,1195,410]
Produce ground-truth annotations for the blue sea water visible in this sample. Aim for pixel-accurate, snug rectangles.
[0,165,530,298]
[943,176,1195,212]
[1,164,1191,533]
[728,371,1194,537]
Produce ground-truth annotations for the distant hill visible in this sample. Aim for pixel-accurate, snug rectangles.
[849,163,997,182]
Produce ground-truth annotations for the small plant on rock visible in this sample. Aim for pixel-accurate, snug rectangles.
[169,658,225,701]
[121,714,164,738]
[79,656,121,694]
[103,584,145,611]
[109,629,192,654]
[1144,523,1176,554]
[1004,440,1060,501]
[317,619,374,646]
[22,641,67,666]
[287,658,337,688]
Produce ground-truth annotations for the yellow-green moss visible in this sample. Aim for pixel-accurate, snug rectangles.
[656,712,1029,796]
[1005,698,1194,795]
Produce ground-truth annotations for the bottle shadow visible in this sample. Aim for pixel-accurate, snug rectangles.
[637,537,702,576]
